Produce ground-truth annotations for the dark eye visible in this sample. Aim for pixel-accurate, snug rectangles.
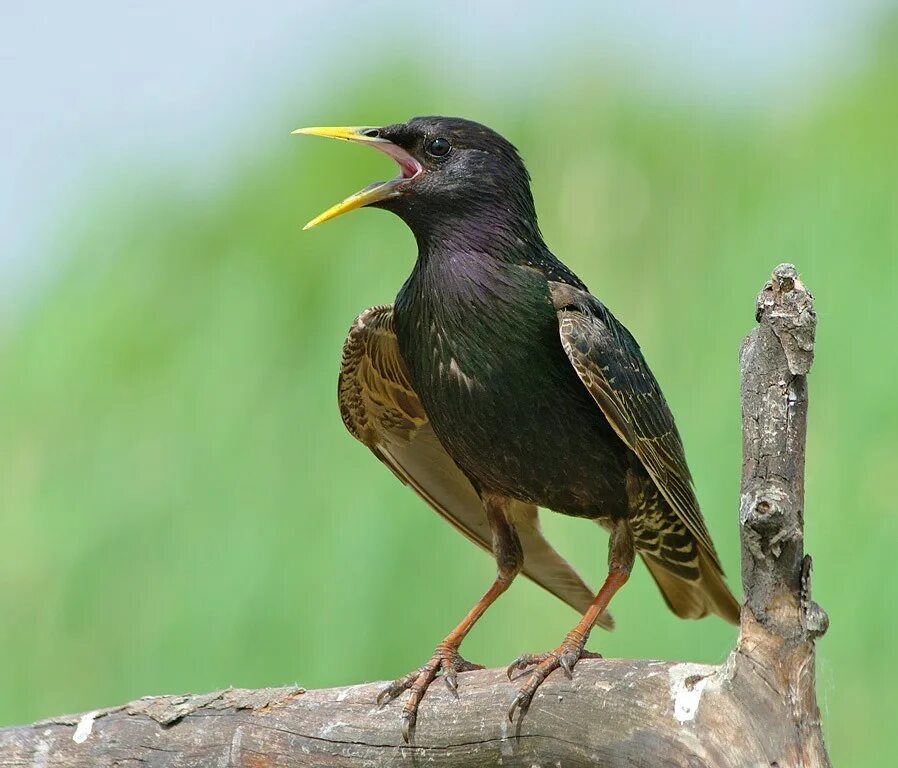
[426,137,451,158]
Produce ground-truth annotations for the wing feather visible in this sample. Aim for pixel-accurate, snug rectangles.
[550,282,721,569]
[551,283,738,623]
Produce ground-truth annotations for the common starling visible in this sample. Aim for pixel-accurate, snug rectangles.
[295,117,739,740]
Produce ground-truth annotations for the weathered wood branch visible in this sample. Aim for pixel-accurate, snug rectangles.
[0,264,830,767]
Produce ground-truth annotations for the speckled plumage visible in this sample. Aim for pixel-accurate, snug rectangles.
[394,244,634,519]
[306,115,738,738]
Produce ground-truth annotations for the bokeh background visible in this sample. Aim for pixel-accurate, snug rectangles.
[2,2,897,764]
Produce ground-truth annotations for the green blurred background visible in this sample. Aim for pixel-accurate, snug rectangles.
[2,3,896,765]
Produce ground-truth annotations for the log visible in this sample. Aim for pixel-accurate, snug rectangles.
[0,264,830,767]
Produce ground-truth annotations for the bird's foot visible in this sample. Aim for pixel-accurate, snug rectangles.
[376,642,483,742]
[505,635,602,720]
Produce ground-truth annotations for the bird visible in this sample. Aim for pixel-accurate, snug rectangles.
[294,117,739,741]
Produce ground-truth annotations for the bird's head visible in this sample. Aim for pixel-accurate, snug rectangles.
[295,116,538,243]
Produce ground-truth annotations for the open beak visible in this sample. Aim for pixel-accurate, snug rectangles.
[293,126,423,230]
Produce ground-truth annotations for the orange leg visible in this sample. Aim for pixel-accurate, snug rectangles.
[507,518,635,721]
[377,494,523,742]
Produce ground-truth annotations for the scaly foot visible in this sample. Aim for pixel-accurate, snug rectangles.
[376,643,483,742]
[506,636,602,720]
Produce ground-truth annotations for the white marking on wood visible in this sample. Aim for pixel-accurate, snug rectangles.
[72,711,97,744]
[320,720,349,736]
[335,682,368,702]
[32,739,49,768]
[228,726,243,765]
[499,717,514,756]
[668,663,715,724]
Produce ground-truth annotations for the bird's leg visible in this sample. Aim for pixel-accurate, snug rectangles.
[377,493,523,742]
[507,518,635,721]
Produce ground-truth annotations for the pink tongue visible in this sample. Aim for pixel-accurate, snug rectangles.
[371,141,420,178]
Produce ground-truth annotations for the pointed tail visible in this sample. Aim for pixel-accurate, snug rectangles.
[641,548,740,625]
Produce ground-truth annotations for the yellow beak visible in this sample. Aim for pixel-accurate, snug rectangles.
[291,125,382,143]
[293,125,422,230]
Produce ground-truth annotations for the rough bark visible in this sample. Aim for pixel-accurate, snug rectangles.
[0,264,830,767]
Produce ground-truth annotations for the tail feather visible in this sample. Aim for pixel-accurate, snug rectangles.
[641,549,740,625]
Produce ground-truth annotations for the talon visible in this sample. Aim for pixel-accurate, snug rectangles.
[506,640,599,721]
[377,644,482,740]
[508,690,529,721]
[505,661,518,680]
[560,654,574,678]
[506,653,545,680]
[376,684,398,706]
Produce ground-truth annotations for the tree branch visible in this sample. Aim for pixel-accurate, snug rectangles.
[0,264,831,767]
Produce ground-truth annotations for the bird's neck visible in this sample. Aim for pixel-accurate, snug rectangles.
[407,205,544,264]
[394,218,587,389]
[408,212,587,293]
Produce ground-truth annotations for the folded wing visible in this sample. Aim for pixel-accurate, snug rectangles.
[550,282,739,624]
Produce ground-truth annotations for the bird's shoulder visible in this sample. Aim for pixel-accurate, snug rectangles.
[548,280,645,364]
[517,249,589,294]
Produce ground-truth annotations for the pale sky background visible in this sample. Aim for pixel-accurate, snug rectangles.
[0,1,888,314]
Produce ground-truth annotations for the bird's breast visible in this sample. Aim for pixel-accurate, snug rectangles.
[395,255,558,404]
[393,256,627,515]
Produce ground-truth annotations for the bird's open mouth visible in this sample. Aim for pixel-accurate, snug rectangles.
[293,126,423,229]
[372,138,423,180]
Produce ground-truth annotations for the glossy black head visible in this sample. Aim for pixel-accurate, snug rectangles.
[296,117,540,245]
[375,117,535,232]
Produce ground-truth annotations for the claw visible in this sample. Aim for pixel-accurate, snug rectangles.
[507,690,529,722]
[376,671,415,707]
[506,653,544,681]
[376,645,482,741]
[559,654,573,679]
[444,670,458,697]
[376,684,396,707]
[505,638,599,722]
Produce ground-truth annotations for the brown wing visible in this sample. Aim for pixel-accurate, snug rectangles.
[339,305,613,629]
[551,283,739,624]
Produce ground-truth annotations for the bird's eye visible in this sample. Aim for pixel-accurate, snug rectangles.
[426,137,451,158]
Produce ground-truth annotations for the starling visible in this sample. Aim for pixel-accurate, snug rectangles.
[295,117,739,740]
